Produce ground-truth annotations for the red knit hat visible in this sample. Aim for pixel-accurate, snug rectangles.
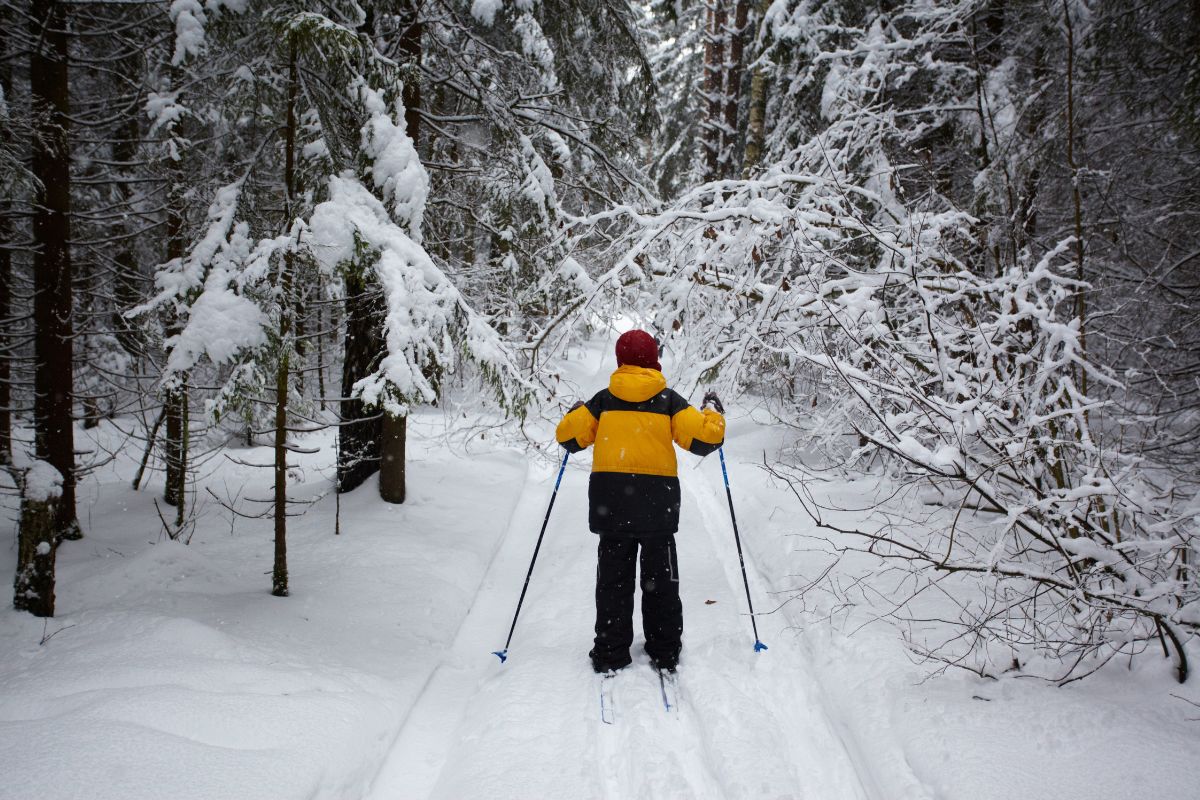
[615,329,661,372]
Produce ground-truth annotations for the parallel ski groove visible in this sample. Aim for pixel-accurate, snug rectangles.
[657,669,679,715]
[599,672,617,724]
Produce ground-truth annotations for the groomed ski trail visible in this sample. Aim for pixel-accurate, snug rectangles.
[687,453,937,800]
[361,456,560,799]
[364,445,883,799]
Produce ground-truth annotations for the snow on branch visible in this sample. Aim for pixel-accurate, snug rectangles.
[127,179,272,390]
[168,0,248,66]
[355,81,428,240]
[570,58,1198,680]
[471,0,504,27]
[309,175,530,417]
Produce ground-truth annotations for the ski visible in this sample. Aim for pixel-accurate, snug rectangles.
[599,672,617,724]
[656,668,679,715]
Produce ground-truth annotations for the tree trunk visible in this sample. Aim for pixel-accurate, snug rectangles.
[1062,0,1087,404]
[30,0,80,540]
[0,196,11,467]
[316,303,327,412]
[131,407,166,491]
[0,22,13,466]
[293,296,307,398]
[14,464,61,618]
[722,0,750,177]
[337,273,384,493]
[399,1,422,152]
[272,335,290,596]
[742,0,771,176]
[377,0,422,506]
[379,412,406,504]
[162,382,187,512]
[701,0,728,181]
[273,42,299,597]
[162,156,188,511]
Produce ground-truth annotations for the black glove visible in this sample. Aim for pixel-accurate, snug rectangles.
[702,391,724,414]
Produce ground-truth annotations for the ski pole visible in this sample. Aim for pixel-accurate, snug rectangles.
[718,446,767,653]
[492,450,570,664]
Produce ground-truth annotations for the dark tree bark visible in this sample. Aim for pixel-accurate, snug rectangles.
[337,7,395,496]
[30,0,80,540]
[272,314,290,596]
[161,382,187,518]
[162,380,187,518]
[722,0,750,176]
[377,0,422,506]
[379,411,407,504]
[399,1,422,152]
[272,43,299,597]
[316,303,327,412]
[337,274,384,493]
[162,159,187,513]
[701,0,728,181]
[742,0,772,176]
[1062,0,1087,402]
[968,0,1013,276]
[14,467,60,618]
[0,225,10,467]
[0,19,13,466]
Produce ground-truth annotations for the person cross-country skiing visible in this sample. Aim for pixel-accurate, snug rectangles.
[555,329,726,674]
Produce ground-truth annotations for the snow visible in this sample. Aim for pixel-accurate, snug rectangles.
[22,460,63,504]
[309,175,457,415]
[1,341,1198,799]
[308,174,526,417]
[356,83,428,239]
[544,129,572,164]
[136,180,245,314]
[168,0,206,65]
[1,416,529,800]
[519,135,559,222]
[163,264,268,377]
[470,0,503,26]
[513,14,560,92]
[145,91,186,136]
[168,0,247,66]
[128,180,272,389]
[557,255,595,294]
[302,138,330,161]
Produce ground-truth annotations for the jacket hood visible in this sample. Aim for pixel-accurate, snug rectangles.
[609,365,667,403]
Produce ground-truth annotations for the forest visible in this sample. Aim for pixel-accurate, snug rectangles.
[2,1,1199,798]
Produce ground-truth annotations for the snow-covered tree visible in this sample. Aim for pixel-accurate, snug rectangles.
[557,0,1200,682]
[132,2,543,591]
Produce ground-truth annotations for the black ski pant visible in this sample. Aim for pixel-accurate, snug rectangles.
[590,534,682,670]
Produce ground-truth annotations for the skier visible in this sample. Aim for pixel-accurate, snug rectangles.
[556,329,725,674]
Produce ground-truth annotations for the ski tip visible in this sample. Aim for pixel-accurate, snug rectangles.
[754,640,768,653]
[492,649,508,664]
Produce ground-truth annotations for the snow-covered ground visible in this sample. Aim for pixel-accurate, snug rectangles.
[2,341,1198,799]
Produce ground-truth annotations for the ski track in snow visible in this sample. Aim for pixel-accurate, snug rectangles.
[5,334,1198,799]
[365,450,877,800]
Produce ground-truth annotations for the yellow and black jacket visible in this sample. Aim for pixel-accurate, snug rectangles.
[555,365,726,536]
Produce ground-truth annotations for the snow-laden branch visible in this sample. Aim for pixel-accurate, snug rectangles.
[553,0,1199,681]
[310,173,531,417]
